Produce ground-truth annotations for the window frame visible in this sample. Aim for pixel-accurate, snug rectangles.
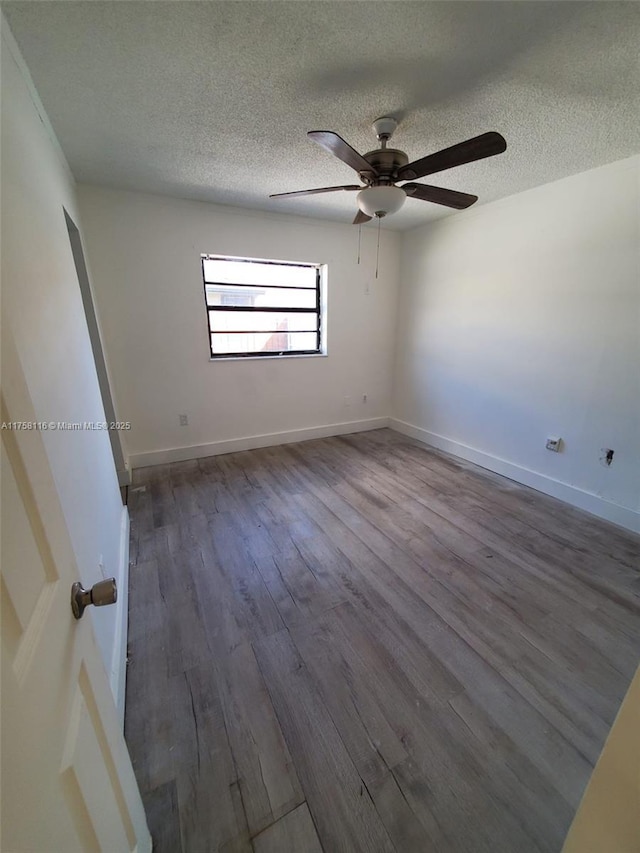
[201,254,324,360]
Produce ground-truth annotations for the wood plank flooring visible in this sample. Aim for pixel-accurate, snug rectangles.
[125,429,640,852]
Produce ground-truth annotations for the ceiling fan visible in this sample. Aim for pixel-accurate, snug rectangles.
[270,117,507,223]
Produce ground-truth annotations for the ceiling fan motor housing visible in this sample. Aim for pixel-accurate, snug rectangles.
[360,148,409,184]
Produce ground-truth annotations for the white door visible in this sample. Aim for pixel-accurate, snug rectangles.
[1,328,151,852]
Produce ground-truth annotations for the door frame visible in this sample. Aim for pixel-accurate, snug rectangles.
[64,209,130,487]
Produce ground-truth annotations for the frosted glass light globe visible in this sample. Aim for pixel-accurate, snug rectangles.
[357,185,406,218]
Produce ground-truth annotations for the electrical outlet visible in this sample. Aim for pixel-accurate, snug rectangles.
[545,436,561,452]
[179,414,189,426]
[362,394,368,404]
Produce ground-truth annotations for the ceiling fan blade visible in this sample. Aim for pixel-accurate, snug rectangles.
[397,132,506,182]
[403,183,478,209]
[270,185,361,199]
[353,209,372,225]
[308,131,378,177]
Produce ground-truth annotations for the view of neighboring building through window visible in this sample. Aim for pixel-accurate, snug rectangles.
[202,255,323,358]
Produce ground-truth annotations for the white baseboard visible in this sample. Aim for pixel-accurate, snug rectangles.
[390,419,640,534]
[129,417,391,469]
[110,505,130,728]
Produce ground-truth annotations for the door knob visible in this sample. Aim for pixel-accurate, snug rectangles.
[71,578,117,620]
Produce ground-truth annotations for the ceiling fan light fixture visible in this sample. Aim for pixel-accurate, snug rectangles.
[274,125,506,221]
[357,185,406,218]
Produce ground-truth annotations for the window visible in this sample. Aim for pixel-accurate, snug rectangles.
[202,254,323,359]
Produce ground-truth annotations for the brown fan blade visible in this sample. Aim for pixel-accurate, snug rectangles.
[270,185,361,199]
[308,131,377,177]
[397,132,506,182]
[353,209,372,225]
[403,183,478,209]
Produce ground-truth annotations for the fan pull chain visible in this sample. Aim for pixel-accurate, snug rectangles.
[375,215,381,279]
[357,223,362,265]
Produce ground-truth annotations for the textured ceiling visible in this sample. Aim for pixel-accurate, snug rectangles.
[3,1,639,230]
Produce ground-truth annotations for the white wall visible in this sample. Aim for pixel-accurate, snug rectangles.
[1,20,128,710]
[77,186,400,466]
[393,155,640,532]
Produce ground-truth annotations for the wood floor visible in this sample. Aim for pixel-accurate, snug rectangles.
[125,429,640,853]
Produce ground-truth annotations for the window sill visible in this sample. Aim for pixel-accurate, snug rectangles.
[209,352,328,363]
